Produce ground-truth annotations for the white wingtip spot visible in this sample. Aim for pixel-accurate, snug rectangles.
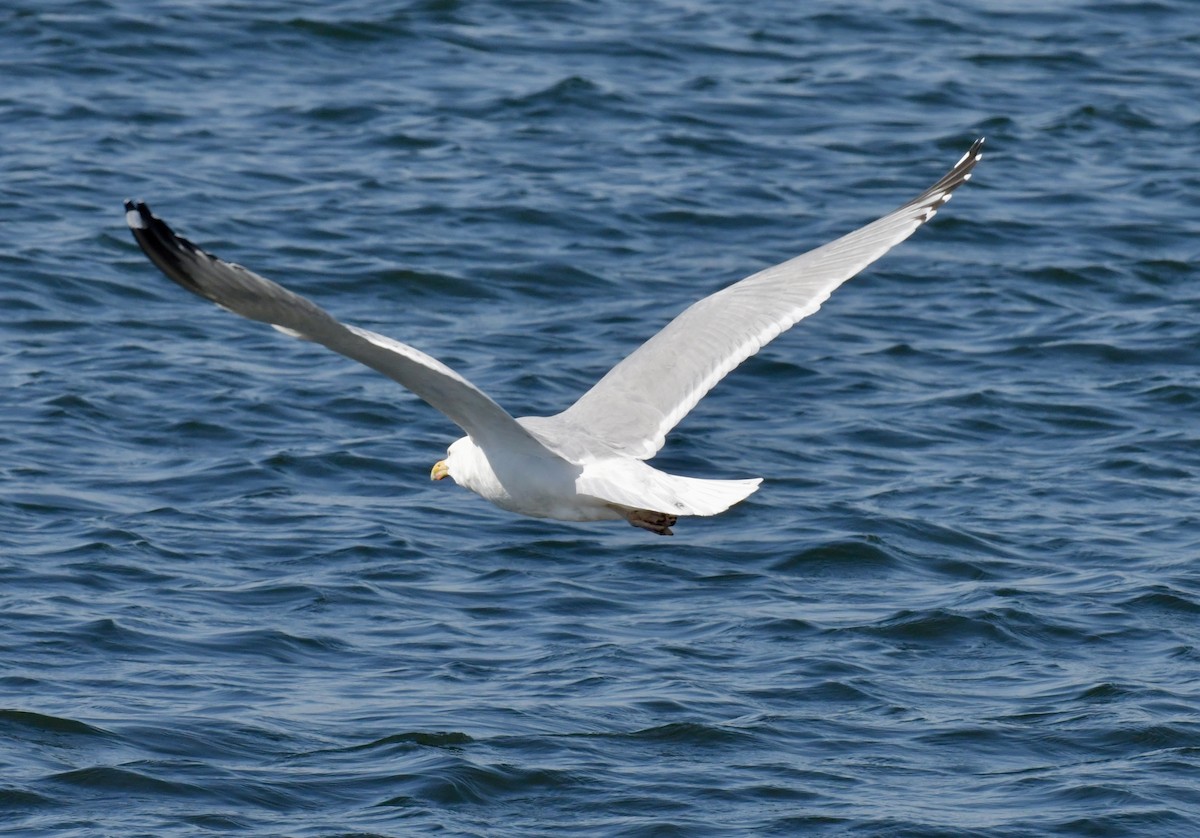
[271,324,305,339]
[126,208,146,229]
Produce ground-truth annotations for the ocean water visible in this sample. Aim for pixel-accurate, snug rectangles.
[3,1,1199,835]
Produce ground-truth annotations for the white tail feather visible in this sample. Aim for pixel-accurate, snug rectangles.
[577,460,761,517]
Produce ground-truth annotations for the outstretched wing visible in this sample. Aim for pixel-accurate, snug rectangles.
[547,138,984,460]
[125,201,551,456]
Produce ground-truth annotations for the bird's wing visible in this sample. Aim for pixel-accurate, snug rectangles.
[125,201,554,457]
[545,138,984,460]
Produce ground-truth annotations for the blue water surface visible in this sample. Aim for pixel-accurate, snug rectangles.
[3,1,1199,835]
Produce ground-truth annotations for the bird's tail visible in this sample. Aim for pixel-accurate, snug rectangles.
[577,460,761,517]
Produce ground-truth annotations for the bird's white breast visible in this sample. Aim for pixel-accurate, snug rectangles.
[444,436,622,522]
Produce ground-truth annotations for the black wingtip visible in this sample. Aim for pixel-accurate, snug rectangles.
[123,200,211,297]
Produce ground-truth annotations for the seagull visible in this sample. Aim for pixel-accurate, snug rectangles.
[126,138,982,535]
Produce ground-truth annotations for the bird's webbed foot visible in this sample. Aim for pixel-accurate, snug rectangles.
[624,509,678,536]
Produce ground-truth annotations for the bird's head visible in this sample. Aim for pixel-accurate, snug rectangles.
[430,436,472,484]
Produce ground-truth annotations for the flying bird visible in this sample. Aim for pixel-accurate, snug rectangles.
[126,138,983,535]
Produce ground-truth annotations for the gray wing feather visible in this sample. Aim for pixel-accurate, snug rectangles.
[125,201,550,456]
[547,139,985,460]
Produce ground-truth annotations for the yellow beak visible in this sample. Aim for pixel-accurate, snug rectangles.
[431,460,449,481]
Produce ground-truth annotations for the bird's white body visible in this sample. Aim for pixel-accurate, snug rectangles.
[126,139,982,534]
[440,433,761,528]
[439,436,608,522]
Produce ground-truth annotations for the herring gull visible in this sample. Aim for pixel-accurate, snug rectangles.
[125,138,983,535]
